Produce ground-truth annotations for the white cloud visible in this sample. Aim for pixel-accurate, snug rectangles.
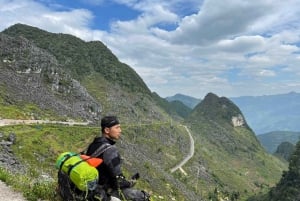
[0,0,94,36]
[249,0,300,34]
[110,2,179,35]
[217,35,266,53]
[258,69,276,77]
[157,0,271,45]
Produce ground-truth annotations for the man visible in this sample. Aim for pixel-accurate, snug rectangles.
[86,116,150,201]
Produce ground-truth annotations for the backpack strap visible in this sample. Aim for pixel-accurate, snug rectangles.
[90,143,112,158]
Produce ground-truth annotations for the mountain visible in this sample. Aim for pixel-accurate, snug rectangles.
[257,131,300,153]
[0,30,101,121]
[152,92,192,120]
[182,93,286,200]
[1,23,168,124]
[166,92,300,134]
[166,93,201,109]
[274,141,295,161]
[0,24,288,201]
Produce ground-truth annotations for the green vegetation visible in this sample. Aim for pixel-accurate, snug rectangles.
[181,126,286,200]
[248,141,300,201]
[274,141,295,161]
[152,92,192,119]
[0,101,64,120]
[0,167,57,201]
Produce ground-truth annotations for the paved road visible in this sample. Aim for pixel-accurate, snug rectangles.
[170,125,195,173]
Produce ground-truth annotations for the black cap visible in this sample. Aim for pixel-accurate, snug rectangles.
[101,116,120,129]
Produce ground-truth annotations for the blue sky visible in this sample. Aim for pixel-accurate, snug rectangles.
[1,0,300,99]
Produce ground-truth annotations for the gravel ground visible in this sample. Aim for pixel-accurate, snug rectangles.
[0,181,26,201]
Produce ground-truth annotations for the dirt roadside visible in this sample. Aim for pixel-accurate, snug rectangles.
[0,181,26,201]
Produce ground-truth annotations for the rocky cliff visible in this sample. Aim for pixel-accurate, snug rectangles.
[0,33,101,121]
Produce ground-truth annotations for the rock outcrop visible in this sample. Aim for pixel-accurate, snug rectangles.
[0,132,25,173]
[232,114,245,127]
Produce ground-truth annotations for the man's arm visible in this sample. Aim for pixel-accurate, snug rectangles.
[102,147,133,188]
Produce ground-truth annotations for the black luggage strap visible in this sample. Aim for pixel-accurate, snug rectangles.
[90,143,112,157]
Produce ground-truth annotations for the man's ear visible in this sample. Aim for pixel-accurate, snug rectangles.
[104,127,110,134]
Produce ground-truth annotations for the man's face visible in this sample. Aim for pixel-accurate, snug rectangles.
[105,124,121,140]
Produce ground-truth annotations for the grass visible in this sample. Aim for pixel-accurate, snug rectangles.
[0,167,58,201]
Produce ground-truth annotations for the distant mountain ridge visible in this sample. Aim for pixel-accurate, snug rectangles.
[166,93,201,109]
[166,92,300,134]
[257,131,300,153]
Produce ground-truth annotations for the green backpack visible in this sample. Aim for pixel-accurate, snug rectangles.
[56,152,99,191]
[55,143,112,192]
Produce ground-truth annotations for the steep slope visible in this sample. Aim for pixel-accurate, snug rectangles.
[181,93,287,200]
[2,23,148,94]
[0,32,101,121]
[1,24,169,124]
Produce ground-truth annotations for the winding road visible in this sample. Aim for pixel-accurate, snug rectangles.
[0,119,89,127]
[170,125,195,173]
